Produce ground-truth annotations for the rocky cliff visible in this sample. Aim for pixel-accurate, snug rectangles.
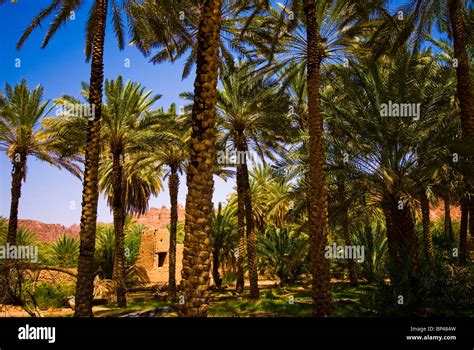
[134,205,185,230]
[17,205,185,243]
[18,220,80,243]
[17,202,458,243]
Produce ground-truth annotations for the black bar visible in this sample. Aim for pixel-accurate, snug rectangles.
[0,317,473,348]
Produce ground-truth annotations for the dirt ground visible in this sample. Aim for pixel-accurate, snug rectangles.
[0,278,360,317]
[0,305,74,317]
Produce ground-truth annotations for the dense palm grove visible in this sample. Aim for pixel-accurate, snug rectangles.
[0,0,473,317]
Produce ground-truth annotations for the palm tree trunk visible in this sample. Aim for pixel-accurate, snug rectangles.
[459,199,468,265]
[382,199,420,291]
[420,190,433,258]
[179,0,222,317]
[303,0,332,317]
[448,0,474,138]
[242,159,259,299]
[469,203,474,238]
[111,152,127,308]
[212,247,222,290]
[7,152,26,246]
[444,194,453,239]
[168,164,179,300]
[448,0,474,263]
[235,161,245,294]
[235,131,259,299]
[2,152,26,305]
[74,0,108,317]
[469,203,474,261]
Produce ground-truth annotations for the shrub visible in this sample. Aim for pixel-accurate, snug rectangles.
[431,216,460,259]
[124,224,145,265]
[95,225,115,279]
[371,254,474,317]
[47,235,79,267]
[258,226,308,285]
[222,271,237,285]
[0,224,38,246]
[352,222,388,283]
[34,283,75,310]
[95,222,146,279]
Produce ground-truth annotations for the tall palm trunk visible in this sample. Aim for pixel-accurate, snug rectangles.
[443,194,453,239]
[235,160,245,294]
[448,0,474,138]
[7,151,26,246]
[242,157,259,299]
[212,245,222,290]
[111,152,127,308]
[179,0,222,317]
[420,190,433,258]
[469,203,474,260]
[469,203,474,237]
[235,131,259,298]
[74,0,108,317]
[303,0,332,317]
[382,199,420,291]
[3,152,26,304]
[459,199,468,264]
[448,0,474,258]
[168,164,179,300]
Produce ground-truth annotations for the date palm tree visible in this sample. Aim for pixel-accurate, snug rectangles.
[278,70,373,286]
[43,76,165,307]
[211,202,238,290]
[380,0,473,137]
[128,0,253,79]
[373,1,474,256]
[327,142,363,285]
[98,78,163,307]
[0,80,81,246]
[216,64,291,298]
[422,37,474,261]
[326,48,457,294]
[176,0,223,317]
[138,104,189,300]
[131,0,257,316]
[18,0,134,317]
[128,0,264,315]
[242,0,386,316]
[99,155,163,296]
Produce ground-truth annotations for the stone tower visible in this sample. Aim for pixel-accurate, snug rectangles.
[134,205,185,284]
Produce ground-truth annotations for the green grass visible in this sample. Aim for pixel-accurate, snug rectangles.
[332,284,378,316]
[208,283,378,317]
[32,283,75,310]
[208,288,311,317]
[88,283,379,317]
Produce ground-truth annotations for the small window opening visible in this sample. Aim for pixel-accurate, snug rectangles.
[158,252,167,267]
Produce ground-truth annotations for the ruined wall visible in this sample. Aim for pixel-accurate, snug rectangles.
[135,206,185,284]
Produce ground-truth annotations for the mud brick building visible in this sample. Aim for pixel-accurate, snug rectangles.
[134,205,185,284]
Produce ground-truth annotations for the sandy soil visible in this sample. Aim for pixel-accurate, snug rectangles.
[0,305,74,317]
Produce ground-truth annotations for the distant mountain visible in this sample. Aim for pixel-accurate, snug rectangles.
[18,205,186,243]
[17,202,458,243]
[430,203,461,222]
[133,205,185,230]
[18,220,80,243]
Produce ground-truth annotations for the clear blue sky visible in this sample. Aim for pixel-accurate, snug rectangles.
[0,1,234,226]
